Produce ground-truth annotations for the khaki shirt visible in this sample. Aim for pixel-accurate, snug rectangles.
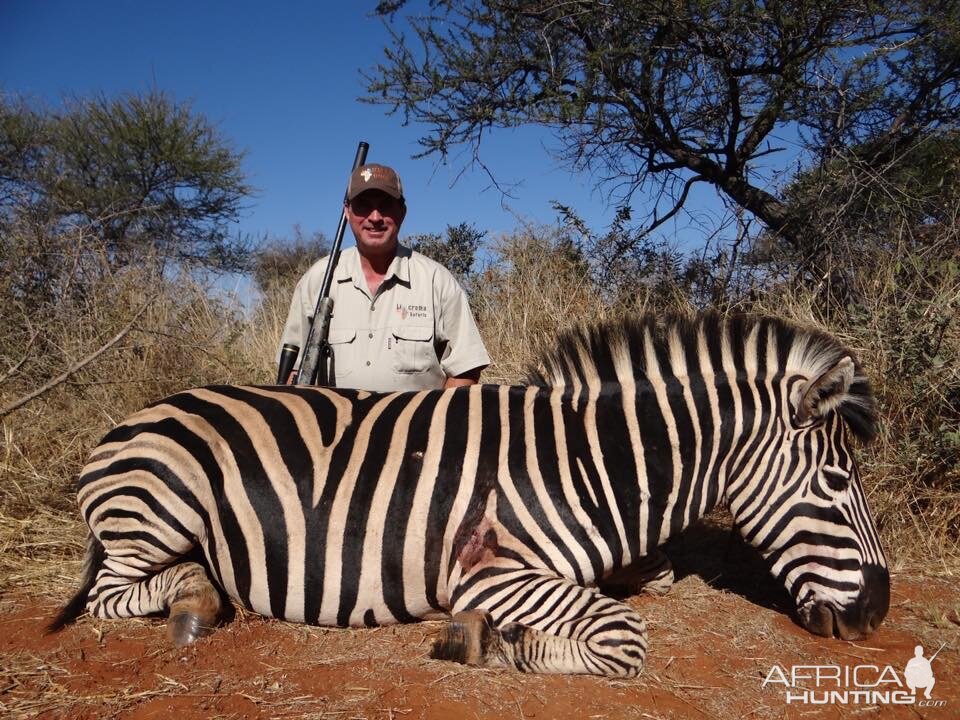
[279,245,490,392]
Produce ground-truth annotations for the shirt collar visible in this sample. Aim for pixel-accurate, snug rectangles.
[388,243,412,284]
[334,243,411,286]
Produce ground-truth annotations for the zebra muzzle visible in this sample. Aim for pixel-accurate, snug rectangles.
[798,564,890,640]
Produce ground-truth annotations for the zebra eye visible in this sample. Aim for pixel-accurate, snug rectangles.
[822,467,851,492]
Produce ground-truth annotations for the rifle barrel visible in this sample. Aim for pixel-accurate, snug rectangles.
[295,141,369,386]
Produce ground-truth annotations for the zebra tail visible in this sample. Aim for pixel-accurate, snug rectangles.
[46,533,105,633]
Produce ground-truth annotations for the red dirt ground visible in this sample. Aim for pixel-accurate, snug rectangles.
[3,526,958,720]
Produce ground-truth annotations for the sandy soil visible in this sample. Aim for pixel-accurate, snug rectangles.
[2,524,958,720]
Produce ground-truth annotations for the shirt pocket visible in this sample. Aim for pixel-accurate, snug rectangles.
[392,325,435,374]
[328,328,356,379]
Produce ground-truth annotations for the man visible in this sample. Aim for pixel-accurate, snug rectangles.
[279,163,490,391]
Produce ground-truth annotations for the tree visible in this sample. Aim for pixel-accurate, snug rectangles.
[366,1,959,253]
[750,128,960,308]
[409,221,485,280]
[782,129,960,238]
[250,227,330,295]
[0,90,252,272]
[0,97,47,209]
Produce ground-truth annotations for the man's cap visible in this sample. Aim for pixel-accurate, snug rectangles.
[347,164,404,201]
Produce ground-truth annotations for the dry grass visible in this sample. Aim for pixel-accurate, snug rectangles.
[471,228,612,383]
[0,645,200,719]
[0,510,83,599]
[0,227,273,605]
[470,226,696,384]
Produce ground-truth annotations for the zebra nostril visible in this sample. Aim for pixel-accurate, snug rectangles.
[801,601,837,637]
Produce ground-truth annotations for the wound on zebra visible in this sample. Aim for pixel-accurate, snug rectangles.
[456,518,499,572]
[48,312,889,677]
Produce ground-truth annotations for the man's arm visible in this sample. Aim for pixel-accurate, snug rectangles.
[443,366,483,388]
[433,268,490,389]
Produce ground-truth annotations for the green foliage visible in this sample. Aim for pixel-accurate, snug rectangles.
[0,97,48,207]
[750,129,960,310]
[553,203,688,308]
[250,227,330,296]
[0,90,252,273]
[409,222,485,281]
[785,131,960,237]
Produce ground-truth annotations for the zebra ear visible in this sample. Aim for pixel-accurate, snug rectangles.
[795,356,856,424]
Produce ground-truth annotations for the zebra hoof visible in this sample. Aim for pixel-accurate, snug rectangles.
[167,612,215,647]
[431,610,498,666]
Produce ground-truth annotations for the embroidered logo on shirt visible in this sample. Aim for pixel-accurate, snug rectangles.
[396,303,429,320]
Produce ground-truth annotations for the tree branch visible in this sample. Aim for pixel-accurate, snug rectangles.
[0,297,155,420]
[0,327,40,385]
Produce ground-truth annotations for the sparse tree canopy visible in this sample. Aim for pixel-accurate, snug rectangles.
[784,129,960,237]
[409,221,485,280]
[0,90,252,272]
[250,227,330,294]
[367,1,960,247]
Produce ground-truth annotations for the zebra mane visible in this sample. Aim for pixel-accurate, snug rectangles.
[525,312,879,443]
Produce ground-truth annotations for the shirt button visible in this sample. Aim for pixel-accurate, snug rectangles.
[368,332,373,338]
[366,361,371,366]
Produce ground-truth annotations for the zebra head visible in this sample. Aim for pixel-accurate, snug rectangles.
[728,334,889,641]
[528,313,889,641]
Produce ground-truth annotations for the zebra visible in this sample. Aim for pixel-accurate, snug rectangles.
[49,312,889,677]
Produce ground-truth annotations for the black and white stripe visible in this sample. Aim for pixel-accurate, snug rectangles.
[52,312,888,676]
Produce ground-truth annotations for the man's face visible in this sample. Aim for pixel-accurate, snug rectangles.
[346,190,406,258]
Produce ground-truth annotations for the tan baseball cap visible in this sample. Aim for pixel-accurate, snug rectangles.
[347,164,404,201]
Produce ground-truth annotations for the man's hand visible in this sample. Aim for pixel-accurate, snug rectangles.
[443,367,483,389]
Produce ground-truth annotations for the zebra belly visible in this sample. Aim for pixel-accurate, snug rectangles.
[234,581,442,627]
[211,530,446,628]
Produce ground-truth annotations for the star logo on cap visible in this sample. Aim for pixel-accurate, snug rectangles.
[361,168,373,182]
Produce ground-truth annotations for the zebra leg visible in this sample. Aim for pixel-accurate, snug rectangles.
[430,609,501,666]
[598,549,674,598]
[165,563,223,646]
[433,571,648,676]
[88,561,222,647]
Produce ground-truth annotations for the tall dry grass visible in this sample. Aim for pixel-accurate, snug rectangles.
[470,224,698,383]
[1,223,268,595]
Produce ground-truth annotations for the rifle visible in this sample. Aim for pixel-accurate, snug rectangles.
[276,141,369,386]
[928,642,946,663]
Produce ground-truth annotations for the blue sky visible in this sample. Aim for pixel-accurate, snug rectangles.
[4,0,682,248]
